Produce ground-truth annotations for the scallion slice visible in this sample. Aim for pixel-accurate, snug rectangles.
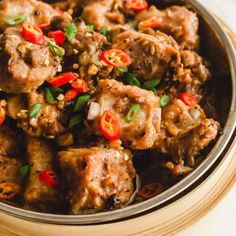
[65,23,78,41]
[74,95,91,112]
[69,114,82,128]
[20,165,29,177]
[125,104,141,123]
[48,42,63,58]
[87,24,94,30]
[160,95,170,108]
[126,73,141,87]
[29,103,41,119]
[118,67,129,73]
[99,28,109,36]
[6,15,27,26]
[143,78,161,90]
[44,87,55,103]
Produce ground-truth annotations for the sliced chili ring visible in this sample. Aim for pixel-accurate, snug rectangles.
[0,105,6,126]
[64,89,79,102]
[70,79,88,93]
[125,0,148,11]
[48,30,66,46]
[179,93,198,107]
[139,182,163,199]
[38,169,59,187]
[101,49,131,67]
[22,22,46,45]
[139,16,163,28]
[48,72,78,87]
[100,111,120,141]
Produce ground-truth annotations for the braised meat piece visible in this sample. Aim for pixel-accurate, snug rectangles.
[63,21,110,78]
[0,0,67,30]
[24,137,61,212]
[0,126,22,200]
[0,27,61,93]
[88,79,161,150]
[82,0,125,30]
[111,27,183,79]
[136,5,199,49]
[165,119,220,165]
[17,91,64,138]
[58,147,136,214]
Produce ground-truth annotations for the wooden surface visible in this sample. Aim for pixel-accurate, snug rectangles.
[0,20,235,236]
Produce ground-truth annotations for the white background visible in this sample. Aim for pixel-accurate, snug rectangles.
[178,0,236,235]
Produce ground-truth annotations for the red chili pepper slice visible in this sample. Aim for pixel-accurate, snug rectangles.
[64,89,79,102]
[48,30,66,46]
[0,105,6,126]
[38,169,59,187]
[70,79,88,93]
[38,23,50,30]
[179,93,198,107]
[48,72,78,87]
[101,49,131,67]
[125,0,148,11]
[100,111,120,141]
[139,182,163,199]
[139,16,163,28]
[22,22,46,45]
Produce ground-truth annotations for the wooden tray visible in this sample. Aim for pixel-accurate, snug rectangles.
[0,20,235,236]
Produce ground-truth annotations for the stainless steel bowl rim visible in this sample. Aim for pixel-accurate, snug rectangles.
[0,0,235,225]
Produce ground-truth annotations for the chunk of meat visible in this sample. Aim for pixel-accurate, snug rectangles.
[136,5,199,49]
[166,119,220,165]
[0,27,61,93]
[180,50,210,83]
[161,98,205,137]
[17,91,64,138]
[82,0,125,30]
[24,137,61,212]
[63,21,110,78]
[89,79,161,150]
[111,28,183,79]
[0,0,66,30]
[58,147,136,214]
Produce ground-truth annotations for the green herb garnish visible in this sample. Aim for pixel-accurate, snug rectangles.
[44,87,55,103]
[69,114,82,128]
[29,103,41,119]
[48,42,63,58]
[65,23,78,41]
[160,95,170,108]
[74,95,91,112]
[6,15,27,26]
[126,73,141,87]
[125,104,141,123]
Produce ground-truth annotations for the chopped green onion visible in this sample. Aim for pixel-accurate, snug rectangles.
[150,88,157,96]
[44,87,55,103]
[29,103,41,119]
[118,67,129,73]
[20,165,29,177]
[125,104,141,123]
[6,15,27,26]
[99,28,109,36]
[143,78,161,90]
[74,95,91,112]
[69,114,82,128]
[48,42,63,58]
[126,73,141,87]
[87,24,94,30]
[65,23,78,41]
[78,16,85,22]
[49,86,64,96]
[160,95,170,108]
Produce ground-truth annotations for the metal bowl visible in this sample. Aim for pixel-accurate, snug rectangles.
[0,0,235,225]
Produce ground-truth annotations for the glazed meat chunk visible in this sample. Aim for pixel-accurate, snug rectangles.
[88,79,161,150]
[166,119,220,165]
[63,21,110,78]
[24,137,61,212]
[17,91,64,138]
[0,0,66,30]
[0,126,22,200]
[136,5,199,49]
[58,147,136,214]
[82,0,125,30]
[0,27,61,93]
[111,28,183,79]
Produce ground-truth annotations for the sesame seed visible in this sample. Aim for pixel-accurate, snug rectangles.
[44,59,49,66]
[73,63,79,69]
[124,154,129,161]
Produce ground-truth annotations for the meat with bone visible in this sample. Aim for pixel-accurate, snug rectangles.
[0,27,61,93]
[58,146,136,214]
